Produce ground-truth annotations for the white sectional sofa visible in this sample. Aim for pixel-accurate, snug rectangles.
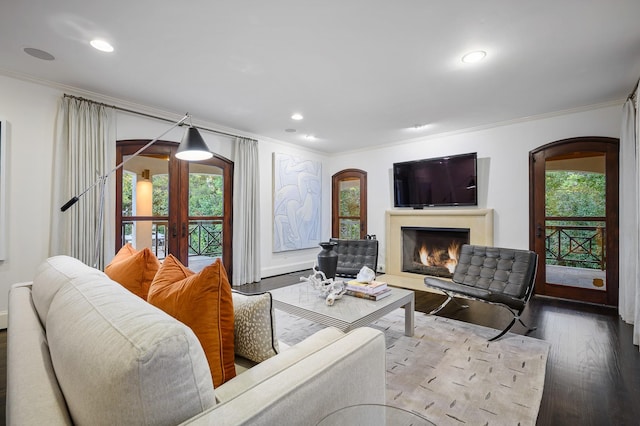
[6,256,386,425]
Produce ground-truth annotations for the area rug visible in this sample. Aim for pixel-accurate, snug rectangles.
[275,309,550,426]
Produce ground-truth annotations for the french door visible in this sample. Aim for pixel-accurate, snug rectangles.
[115,140,233,274]
[529,137,618,305]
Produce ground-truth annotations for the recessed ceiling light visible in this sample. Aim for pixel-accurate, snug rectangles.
[23,47,55,61]
[409,123,430,131]
[461,50,486,63]
[305,135,316,141]
[90,39,114,53]
[291,113,303,120]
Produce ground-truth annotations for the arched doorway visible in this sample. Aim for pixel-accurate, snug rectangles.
[115,140,234,275]
[529,137,619,305]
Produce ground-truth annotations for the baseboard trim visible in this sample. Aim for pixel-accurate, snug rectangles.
[261,261,315,279]
[0,310,7,329]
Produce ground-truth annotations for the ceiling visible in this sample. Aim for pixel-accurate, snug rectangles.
[2,1,639,154]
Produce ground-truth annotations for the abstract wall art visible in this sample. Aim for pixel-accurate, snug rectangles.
[272,153,322,252]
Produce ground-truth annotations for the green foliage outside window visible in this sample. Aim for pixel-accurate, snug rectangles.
[545,171,605,219]
[189,174,223,216]
[545,170,606,270]
[339,185,360,239]
[339,186,360,216]
[152,174,169,216]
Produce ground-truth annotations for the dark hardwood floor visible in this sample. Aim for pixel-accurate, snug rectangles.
[2,271,638,425]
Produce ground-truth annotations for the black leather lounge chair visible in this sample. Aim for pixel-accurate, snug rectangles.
[424,244,538,341]
[330,238,379,278]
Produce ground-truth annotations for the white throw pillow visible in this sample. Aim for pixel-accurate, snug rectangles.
[232,291,280,363]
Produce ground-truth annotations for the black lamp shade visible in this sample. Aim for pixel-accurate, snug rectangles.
[176,126,213,161]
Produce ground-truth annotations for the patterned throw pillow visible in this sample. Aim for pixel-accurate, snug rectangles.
[232,291,279,363]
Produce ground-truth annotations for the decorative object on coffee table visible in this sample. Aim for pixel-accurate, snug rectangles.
[300,266,346,306]
[317,241,338,279]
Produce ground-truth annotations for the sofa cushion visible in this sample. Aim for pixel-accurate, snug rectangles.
[44,256,215,426]
[32,255,107,327]
[104,243,161,299]
[147,255,236,387]
[231,291,279,363]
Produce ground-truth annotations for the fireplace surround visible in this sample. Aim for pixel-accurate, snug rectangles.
[384,209,493,290]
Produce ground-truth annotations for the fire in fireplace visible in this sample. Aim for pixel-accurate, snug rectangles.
[401,227,470,278]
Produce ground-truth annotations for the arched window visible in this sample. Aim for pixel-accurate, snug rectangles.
[332,169,367,239]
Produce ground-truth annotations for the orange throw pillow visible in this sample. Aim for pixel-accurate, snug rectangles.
[105,243,160,299]
[147,255,236,387]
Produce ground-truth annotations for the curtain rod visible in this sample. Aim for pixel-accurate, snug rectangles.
[63,94,257,142]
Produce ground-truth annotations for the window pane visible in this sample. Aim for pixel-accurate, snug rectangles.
[122,171,134,217]
[152,174,169,216]
[189,166,224,217]
[121,219,168,260]
[122,154,169,217]
[188,163,224,271]
[339,219,360,239]
[339,179,360,216]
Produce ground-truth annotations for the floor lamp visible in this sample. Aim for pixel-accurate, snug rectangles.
[60,113,213,268]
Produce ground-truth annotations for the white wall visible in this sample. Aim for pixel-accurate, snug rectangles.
[328,104,623,273]
[0,72,624,326]
[0,75,60,327]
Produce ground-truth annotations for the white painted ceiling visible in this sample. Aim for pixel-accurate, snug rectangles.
[2,1,639,153]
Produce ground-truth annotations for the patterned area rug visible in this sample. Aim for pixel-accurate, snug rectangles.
[276,309,550,426]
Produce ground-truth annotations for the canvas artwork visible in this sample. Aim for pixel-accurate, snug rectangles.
[273,153,321,252]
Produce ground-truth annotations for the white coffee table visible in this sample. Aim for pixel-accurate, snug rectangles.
[270,282,415,336]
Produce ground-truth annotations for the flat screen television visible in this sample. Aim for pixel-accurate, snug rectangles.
[393,152,477,208]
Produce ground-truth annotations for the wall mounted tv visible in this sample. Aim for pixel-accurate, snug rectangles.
[393,152,477,208]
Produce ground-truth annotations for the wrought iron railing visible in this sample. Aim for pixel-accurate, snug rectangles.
[545,216,605,270]
[188,220,223,257]
[121,221,168,259]
[121,220,223,259]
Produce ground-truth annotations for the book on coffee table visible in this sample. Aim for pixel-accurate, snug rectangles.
[345,288,392,301]
[345,280,388,295]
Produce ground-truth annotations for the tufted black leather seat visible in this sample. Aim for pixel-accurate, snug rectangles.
[424,244,538,341]
[330,238,379,278]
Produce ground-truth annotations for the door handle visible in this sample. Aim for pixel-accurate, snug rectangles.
[536,223,544,238]
[171,223,177,238]
[181,223,187,238]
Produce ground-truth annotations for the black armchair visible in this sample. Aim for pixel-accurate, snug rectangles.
[424,244,538,341]
[329,238,379,278]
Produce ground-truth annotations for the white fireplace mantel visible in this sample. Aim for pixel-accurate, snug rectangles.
[382,208,494,292]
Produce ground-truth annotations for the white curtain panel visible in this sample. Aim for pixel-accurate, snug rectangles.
[232,138,261,286]
[619,85,640,348]
[49,97,116,269]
